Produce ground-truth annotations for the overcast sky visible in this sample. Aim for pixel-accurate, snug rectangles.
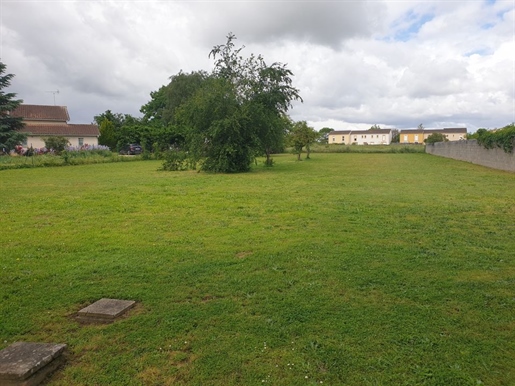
[2,0,514,132]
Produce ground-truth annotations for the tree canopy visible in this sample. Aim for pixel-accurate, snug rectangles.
[0,62,25,154]
[170,33,302,172]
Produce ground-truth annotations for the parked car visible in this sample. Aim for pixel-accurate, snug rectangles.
[119,144,142,155]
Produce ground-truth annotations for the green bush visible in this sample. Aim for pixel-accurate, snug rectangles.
[475,123,515,153]
[424,132,448,144]
[44,136,70,155]
[161,150,188,171]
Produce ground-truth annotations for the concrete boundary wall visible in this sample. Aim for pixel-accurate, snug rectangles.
[425,140,515,173]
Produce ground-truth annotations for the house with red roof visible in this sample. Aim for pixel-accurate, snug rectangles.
[11,104,100,149]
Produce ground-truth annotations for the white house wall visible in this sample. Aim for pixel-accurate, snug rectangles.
[26,136,99,149]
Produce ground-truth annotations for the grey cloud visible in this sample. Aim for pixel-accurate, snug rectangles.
[194,0,385,49]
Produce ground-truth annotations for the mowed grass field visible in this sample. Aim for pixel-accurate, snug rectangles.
[1,153,514,385]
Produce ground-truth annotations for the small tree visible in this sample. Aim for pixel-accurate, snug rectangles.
[44,136,70,154]
[0,62,25,154]
[369,124,381,130]
[424,132,448,144]
[289,121,317,160]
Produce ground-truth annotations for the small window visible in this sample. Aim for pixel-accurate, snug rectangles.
[78,138,84,146]
[332,137,335,142]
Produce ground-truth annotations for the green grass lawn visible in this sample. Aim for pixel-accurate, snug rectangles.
[1,153,514,385]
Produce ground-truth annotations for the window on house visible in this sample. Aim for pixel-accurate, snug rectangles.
[78,138,84,146]
[332,137,335,142]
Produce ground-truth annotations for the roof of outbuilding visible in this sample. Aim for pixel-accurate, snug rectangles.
[20,124,99,137]
[11,104,70,122]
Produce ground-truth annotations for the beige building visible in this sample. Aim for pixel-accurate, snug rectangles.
[11,104,100,149]
[400,128,467,144]
[328,129,392,145]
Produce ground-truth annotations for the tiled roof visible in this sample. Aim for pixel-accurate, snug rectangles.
[20,124,99,137]
[329,130,352,135]
[442,128,467,133]
[330,129,392,135]
[400,127,467,134]
[11,104,70,122]
[366,129,392,134]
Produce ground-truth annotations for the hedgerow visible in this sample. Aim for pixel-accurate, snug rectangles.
[474,123,515,153]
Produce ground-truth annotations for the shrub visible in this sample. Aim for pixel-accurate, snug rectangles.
[161,150,188,171]
[424,132,448,144]
[44,136,70,155]
[475,124,515,153]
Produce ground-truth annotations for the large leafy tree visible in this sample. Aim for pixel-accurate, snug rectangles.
[177,33,302,172]
[210,34,302,167]
[176,76,255,172]
[0,62,25,154]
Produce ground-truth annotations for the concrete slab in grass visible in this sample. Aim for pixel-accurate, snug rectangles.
[77,298,136,323]
[0,342,67,386]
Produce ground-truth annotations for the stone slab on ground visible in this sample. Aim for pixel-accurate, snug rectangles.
[0,342,67,386]
[77,298,136,323]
